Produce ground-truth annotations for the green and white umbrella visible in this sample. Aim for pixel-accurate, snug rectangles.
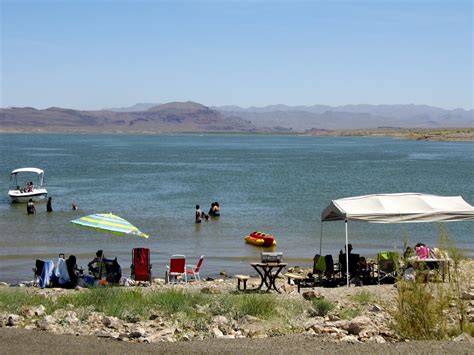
[71,213,149,239]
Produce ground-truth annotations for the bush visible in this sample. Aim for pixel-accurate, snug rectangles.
[351,291,374,305]
[391,280,449,340]
[339,307,361,320]
[391,227,471,340]
[234,294,277,319]
[311,298,334,316]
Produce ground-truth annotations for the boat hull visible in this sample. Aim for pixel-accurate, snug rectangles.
[9,189,48,203]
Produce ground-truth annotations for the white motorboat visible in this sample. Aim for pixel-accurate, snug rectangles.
[8,168,48,203]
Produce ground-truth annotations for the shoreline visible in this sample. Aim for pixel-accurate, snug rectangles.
[1,258,473,346]
[0,128,473,141]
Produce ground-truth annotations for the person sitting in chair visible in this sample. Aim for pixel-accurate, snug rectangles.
[88,250,106,279]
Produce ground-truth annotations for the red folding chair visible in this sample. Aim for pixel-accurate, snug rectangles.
[186,255,204,281]
[165,255,187,283]
[131,248,152,282]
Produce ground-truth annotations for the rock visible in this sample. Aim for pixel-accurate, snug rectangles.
[201,287,221,294]
[340,335,360,343]
[211,327,224,338]
[129,327,147,338]
[64,311,79,325]
[328,314,340,321]
[328,320,350,331]
[453,333,473,342]
[461,292,474,300]
[212,315,229,326]
[219,271,228,277]
[252,334,268,339]
[125,314,141,323]
[368,335,387,343]
[220,335,235,339]
[309,324,325,333]
[302,290,323,301]
[347,316,372,335]
[153,278,165,285]
[36,319,51,331]
[195,304,209,315]
[95,331,117,339]
[102,316,121,329]
[6,314,21,327]
[369,304,383,313]
[303,318,325,330]
[0,282,9,287]
[43,315,55,324]
[148,314,161,321]
[238,315,260,326]
[321,326,341,334]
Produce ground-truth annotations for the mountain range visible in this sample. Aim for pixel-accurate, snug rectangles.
[0,102,472,133]
[0,102,256,133]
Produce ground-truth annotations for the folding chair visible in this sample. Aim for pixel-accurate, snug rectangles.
[33,260,45,287]
[377,251,400,284]
[186,255,204,281]
[131,248,152,282]
[165,255,187,283]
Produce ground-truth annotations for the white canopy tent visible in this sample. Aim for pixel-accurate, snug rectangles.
[320,193,474,286]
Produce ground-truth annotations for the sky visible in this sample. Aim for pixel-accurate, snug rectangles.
[1,0,472,110]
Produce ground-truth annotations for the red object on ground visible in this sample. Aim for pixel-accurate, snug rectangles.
[131,248,152,282]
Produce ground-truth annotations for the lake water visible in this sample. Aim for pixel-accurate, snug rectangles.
[0,133,473,283]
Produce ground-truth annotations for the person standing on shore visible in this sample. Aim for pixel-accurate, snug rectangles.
[27,199,36,215]
[46,197,53,212]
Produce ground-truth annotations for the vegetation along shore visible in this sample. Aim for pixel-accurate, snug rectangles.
[1,257,473,351]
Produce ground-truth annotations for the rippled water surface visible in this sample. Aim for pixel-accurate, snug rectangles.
[0,134,473,283]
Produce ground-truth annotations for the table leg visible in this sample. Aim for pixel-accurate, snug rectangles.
[269,266,284,293]
[251,265,265,290]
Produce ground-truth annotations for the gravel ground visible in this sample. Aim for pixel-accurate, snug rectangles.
[0,328,472,355]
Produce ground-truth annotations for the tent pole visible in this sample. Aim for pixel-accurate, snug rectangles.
[345,219,349,287]
[319,222,323,255]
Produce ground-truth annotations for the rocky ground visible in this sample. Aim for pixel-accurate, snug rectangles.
[0,260,473,349]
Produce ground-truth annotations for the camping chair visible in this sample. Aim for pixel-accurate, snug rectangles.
[377,251,400,284]
[102,257,122,284]
[339,253,361,283]
[33,260,45,287]
[165,255,187,283]
[131,248,152,282]
[186,255,204,281]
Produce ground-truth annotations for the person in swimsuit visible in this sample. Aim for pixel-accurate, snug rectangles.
[27,199,36,215]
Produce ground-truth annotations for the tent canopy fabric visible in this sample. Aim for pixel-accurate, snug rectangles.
[321,193,474,223]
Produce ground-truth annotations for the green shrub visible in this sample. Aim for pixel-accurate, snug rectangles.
[311,298,334,317]
[234,294,277,319]
[339,307,361,320]
[391,280,449,340]
[351,291,374,305]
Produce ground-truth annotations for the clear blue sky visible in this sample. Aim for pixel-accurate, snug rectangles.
[1,0,472,110]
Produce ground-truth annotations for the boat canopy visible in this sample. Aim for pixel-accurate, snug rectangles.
[11,168,44,175]
[321,193,474,223]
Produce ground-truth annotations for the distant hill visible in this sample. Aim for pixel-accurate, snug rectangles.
[213,104,474,131]
[102,103,160,112]
[1,102,472,133]
[0,102,257,133]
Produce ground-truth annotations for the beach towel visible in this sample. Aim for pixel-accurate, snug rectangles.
[55,258,70,285]
[39,260,54,289]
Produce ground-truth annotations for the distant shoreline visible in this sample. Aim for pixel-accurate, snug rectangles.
[0,127,473,141]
